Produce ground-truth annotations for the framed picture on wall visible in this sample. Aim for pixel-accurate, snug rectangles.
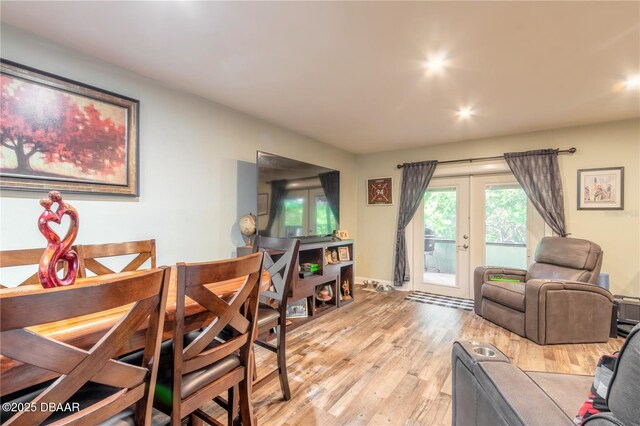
[367,177,393,205]
[0,59,140,196]
[258,193,269,215]
[577,167,624,210]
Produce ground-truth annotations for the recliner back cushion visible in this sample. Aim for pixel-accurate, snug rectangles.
[607,324,640,426]
[534,237,602,271]
[526,263,594,283]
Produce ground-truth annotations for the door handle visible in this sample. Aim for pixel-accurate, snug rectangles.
[456,244,469,250]
[463,235,469,240]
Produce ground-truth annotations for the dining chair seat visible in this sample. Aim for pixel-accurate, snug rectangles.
[257,304,280,328]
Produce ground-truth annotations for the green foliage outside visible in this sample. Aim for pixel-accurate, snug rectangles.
[485,187,527,244]
[424,190,457,240]
[423,186,527,244]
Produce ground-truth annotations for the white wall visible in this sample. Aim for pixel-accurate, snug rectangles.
[0,26,357,286]
[357,119,640,296]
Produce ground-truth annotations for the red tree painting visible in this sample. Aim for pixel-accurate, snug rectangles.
[1,75,127,184]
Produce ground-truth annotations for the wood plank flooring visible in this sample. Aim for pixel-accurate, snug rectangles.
[203,286,624,425]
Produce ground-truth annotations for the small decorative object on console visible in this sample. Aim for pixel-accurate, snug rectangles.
[286,298,308,319]
[38,191,79,288]
[316,284,333,307]
[338,247,350,261]
[239,213,257,247]
[341,280,352,301]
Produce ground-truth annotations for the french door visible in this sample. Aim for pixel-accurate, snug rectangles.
[412,174,545,299]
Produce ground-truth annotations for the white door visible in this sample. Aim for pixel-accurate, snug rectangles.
[413,174,545,299]
[412,177,471,298]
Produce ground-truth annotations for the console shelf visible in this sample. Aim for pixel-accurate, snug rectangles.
[239,239,356,331]
[288,239,355,331]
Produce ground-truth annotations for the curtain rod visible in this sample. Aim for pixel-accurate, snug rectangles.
[396,147,576,169]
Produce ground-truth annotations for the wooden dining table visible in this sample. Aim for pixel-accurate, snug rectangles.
[0,266,271,398]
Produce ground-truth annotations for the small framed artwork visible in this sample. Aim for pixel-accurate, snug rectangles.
[338,246,350,261]
[0,60,139,196]
[336,229,349,240]
[258,193,269,216]
[367,177,393,205]
[577,167,624,210]
[286,298,308,319]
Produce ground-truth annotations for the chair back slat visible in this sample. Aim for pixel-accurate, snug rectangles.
[255,236,300,309]
[77,239,156,277]
[171,252,263,420]
[0,269,164,331]
[0,247,72,287]
[0,267,170,425]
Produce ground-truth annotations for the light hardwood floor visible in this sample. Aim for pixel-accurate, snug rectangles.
[204,286,624,425]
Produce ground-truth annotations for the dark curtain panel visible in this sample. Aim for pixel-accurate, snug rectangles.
[319,171,340,223]
[394,161,438,286]
[504,149,568,236]
[265,179,288,236]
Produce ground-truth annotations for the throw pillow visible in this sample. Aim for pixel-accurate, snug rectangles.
[573,353,618,425]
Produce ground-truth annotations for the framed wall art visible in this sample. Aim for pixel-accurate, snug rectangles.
[0,59,140,196]
[258,193,269,216]
[367,177,393,205]
[577,167,624,210]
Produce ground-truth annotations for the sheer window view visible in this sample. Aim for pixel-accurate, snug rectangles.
[484,185,528,269]
[423,188,457,286]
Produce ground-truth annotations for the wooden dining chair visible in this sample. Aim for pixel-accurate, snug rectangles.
[0,267,170,425]
[253,236,301,401]
[153,252,263,426]
[0,247,70,288]
[77,239,156,277]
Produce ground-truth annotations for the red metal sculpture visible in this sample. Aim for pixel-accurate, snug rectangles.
[38,191,80,288]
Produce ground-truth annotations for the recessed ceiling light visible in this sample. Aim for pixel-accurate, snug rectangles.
[424,54,448,73]
[456,106,474,119]
[624,75,640,90]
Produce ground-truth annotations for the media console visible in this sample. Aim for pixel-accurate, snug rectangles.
[238,239,355,330]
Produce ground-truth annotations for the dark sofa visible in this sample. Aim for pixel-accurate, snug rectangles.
[451,324,640,426]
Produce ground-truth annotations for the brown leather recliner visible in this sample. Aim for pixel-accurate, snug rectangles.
[474,237,614,344]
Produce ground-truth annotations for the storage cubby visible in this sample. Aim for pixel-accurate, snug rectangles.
[338,263,354,307]
[286,239,355,330]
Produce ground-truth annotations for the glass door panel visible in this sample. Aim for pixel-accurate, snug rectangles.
[484,184,528,269]
[413,177,470,298]
[424,188,457,286]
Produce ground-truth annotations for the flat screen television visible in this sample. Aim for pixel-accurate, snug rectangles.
[257,151,339,239]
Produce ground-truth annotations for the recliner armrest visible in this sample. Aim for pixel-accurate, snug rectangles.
[525,279,614,344]
[473,267,527,314]
[452,341,571,426]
